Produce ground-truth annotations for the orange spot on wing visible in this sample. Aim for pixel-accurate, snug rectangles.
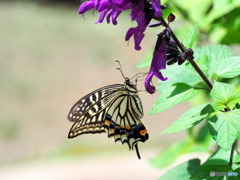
[140,129,147,136]
[126,126,131,130]
[120,125,131,130]
[115,134,121,139]
[105,120,111,127]
[109,128,114,134]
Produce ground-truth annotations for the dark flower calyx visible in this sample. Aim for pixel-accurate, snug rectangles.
[166,39,189,65]
[167,13,175,23]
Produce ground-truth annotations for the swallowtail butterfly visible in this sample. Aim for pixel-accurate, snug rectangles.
[67,63,148,159]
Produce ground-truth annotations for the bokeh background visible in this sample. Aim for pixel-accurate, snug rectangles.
[0,0,239,180]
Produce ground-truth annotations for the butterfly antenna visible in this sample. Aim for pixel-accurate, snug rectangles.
[115,60,126,79]
[135,144,141,159]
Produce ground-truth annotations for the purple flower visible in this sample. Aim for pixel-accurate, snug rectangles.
[78,0,163,50]
[125,0,150,50]
[79,0,132,25]
[145,30,169,94]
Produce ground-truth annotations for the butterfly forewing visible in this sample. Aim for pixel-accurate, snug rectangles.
[68,84,124,137]
[68,84,124,122]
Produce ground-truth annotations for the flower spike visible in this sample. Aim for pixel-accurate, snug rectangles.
[144,29,169,94]
[78,0,164,50]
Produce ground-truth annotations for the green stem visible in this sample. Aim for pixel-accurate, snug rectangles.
[159,16,213,90]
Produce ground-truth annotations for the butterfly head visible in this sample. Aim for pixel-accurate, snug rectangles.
[124,77,138,92]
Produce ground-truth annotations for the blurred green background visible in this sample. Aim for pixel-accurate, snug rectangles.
[0,1,190,179]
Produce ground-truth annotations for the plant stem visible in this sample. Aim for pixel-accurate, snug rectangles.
[159,16,213,90]
[187,59,213,89]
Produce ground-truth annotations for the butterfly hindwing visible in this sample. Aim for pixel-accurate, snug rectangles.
[104,92,148,150]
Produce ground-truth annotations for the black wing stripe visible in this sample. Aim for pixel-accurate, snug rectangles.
[130,95,143,118]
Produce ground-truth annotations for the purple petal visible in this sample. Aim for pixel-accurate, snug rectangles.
[78,0,95,14]
[125,27,145,50]
[96,9,108,24]
[97,0,109,11]
[150,0,162,17]
[144,72,155,94]
[105,7,121,25]
[111,0,132,11]
[111,8,121,25]
[133,31,145,50]
[108,0,114,7]
[106,10,112,24]
[151,50,167,71]
[125,27,136,41]
[136,12,148,31]
[153,71,167,81]
[144,71,167,94]
[144,30,169,94]
[151,37,168,71]
[130,0,144,20]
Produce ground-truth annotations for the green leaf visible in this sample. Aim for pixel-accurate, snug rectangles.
[203,148,232,165]
[158,159,201,180]
[190,164,231,179]
[210,82,240,110]
[215,56,240,78]
[190,148,240,179]
[150,139,211,169]
[183,22,199,49]
[193,44,233,62]
[195,55,209,73]
[228,92,240,110]
[185,55,209,77]
[208,110,240,150]
[161,104,213,134]
[210,82,236,102]
[160,63,203,87]
[149,83,199,114]
[233,152,240,168]
[193,45,233,77]
[195,121,213,145]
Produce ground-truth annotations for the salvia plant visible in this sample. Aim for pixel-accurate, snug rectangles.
[76,0,240,179]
